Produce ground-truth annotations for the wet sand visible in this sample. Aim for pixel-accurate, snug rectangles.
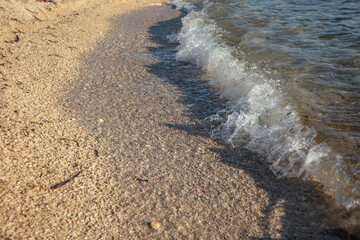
[0,1,355,239]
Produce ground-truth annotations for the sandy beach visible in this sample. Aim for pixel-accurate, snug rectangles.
[0,0,357,239]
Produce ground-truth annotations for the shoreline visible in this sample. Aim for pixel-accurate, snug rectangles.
[0,1,356,239]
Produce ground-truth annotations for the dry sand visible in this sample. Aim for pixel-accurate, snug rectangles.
[0,0,357,239]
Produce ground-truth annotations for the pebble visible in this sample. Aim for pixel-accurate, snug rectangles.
[150,221,160,230]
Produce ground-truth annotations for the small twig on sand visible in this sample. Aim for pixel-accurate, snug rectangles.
[136,178,149,182]
[50,171,81,190]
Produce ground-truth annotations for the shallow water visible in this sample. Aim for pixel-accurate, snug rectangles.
[169,0,360,213]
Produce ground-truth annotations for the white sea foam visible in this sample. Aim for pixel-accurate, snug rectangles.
[174,9,330,178]
[169,0,360,211]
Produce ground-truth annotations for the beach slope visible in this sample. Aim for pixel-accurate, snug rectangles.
[0,1,351,239]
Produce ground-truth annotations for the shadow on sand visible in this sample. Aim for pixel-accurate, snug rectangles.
[146,7,357,240]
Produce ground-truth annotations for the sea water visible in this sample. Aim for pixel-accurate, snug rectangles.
[168,0,360,218]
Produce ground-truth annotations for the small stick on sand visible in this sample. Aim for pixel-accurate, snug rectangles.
[50,171,81,190]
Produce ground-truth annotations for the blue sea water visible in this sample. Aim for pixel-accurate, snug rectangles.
[169,0,360,221]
